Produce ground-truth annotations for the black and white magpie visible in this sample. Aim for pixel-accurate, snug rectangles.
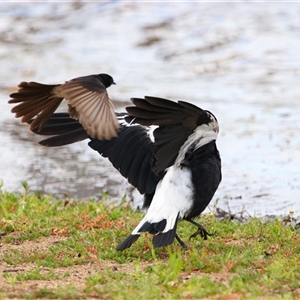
[9,73,222,251]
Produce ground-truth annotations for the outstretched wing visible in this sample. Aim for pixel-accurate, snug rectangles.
[89,125,163,195]
[29,113,89,147]
[29,113,162,196]
[125,96,211,174]
[60,76,119,140]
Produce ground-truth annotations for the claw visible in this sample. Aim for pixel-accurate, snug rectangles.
[175,234,188,248]
[186,219,214,241]
[189,227,213,240]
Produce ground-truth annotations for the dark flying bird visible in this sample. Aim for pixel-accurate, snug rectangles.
[9,73,118,140]
[8,73,222,251]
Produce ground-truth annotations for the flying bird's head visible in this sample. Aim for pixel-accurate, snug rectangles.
[98,73,116,88]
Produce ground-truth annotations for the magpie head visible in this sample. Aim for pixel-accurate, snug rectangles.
[196,110,219,133]
[97,73,116,88]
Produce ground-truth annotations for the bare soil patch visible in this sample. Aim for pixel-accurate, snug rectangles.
[0,235,234,298]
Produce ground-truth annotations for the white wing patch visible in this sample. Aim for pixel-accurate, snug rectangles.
[146,125,158,143]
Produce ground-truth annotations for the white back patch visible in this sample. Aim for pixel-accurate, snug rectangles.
[145,166,193,221]
[175,122,218,166]
[131,165,194,235]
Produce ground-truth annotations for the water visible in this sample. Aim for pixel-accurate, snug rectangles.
[0,2,299,217]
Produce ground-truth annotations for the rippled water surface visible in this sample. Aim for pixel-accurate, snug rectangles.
[1,2,300,216]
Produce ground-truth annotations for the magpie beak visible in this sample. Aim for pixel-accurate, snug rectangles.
[8,74,222,251]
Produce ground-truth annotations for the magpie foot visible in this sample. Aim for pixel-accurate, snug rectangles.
[186,219,213,240]
[175,234,188,249]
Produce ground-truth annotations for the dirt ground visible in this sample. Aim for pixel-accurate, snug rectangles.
[0,236,91,292]
[0,235,232,299]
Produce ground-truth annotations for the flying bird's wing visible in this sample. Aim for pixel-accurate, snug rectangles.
[60,76,119,140]
[126,96,211,174]
[8,74,119,140]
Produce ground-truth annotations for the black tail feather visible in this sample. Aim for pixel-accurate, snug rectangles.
[152,215,179,248]
[116,234,140,251]
[117,214,180,251]
[152,228,177,248]
[139,219,167,234]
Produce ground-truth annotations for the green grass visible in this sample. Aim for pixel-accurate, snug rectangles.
[1,182,300,299]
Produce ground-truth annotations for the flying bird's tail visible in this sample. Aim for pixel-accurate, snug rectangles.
[116,212,180,251]
[9,82,63,132]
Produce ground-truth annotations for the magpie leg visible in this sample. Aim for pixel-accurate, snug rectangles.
[186,219,213,240]
[175,234,188,249]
